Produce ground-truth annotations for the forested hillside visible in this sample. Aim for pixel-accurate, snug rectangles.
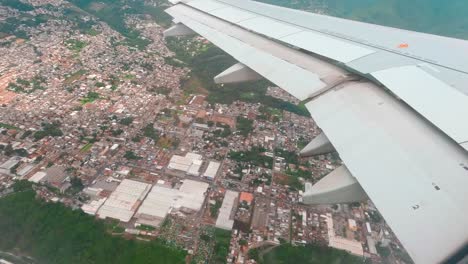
[258,0,468,40]
[0,183,186,264]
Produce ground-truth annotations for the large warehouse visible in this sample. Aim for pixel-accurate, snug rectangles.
[202,161,220,180]
[216,190,239,230]
[97,179,152,222]
[135,180,209,227]
[167,152,203,176]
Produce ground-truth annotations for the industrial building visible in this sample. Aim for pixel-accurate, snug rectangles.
[41,165,68,188]
[28,171,47,183]
[97,179,151,222]
[27,166,69,190]
[135,180,209,227]
[324,213,363,256]
[202,161,220,180]
[216,190,239,230]
[0,156,21,175]
[167,152,203,176]
[81,198,107,215]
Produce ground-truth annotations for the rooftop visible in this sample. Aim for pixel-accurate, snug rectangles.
[135,180,209,227]
[216,190,238,230]
[97,179,152,222]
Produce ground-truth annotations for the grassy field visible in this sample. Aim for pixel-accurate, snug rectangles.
[80,142,93,152]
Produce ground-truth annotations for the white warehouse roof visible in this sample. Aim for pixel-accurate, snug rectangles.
[28,171,47,183]
[97,179,151,222]
[81,198,107,216]
[168,152,203,176]
[215,190,238,230]
[136,180,209,227]
[203,161,220,179]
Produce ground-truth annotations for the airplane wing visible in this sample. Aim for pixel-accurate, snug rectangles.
[163,0,468,263]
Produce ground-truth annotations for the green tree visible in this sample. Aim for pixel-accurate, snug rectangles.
[4,144,14,156]
[236,117,254,137]
[119,116,134,126]
[0,186,186,263]
[124,151,142,160]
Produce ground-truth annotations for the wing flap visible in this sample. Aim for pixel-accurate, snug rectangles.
[306,81,468,263]
[372,65,468,145]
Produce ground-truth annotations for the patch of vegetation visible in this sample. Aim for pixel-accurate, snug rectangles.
[1,0,34,11]
[211,228,231,264]
[65,39,87,52]
[86,28,101,36]
[14,148,28,157]
[68,177,84,194]
[123,73,136,80]
[275,148,299,165]
[111,128,123,136]
[0,122,19,130]
[80,142,93,152]
[248,248,261,261]
[213,126,231,138]
[2,144,14,156]
[33,122,63,141]
[21,130,32,139]
[210,200,222,218]
[285,167,312,180]
[376,242,391,258]
[142,123,159,142]
[141,4,173,28]
[80,91,100,104]
[64,69,87,84]
[0,6,49,39]
[132,135,142,142]
[229,146,273,168]
[157,136,179,149]
[258,105,282,121]
[276,168,312,191]
[256,243,366,264]
[67,0,172,50]
[106,74,120,91]
[119,116,133,126]
[0,183,186,264]
[251,172,272,186]
[136,224,156,231]
[236,117,254,137]
[180,75,209,96]
[124,150,142,160]
[8,76,47,94]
